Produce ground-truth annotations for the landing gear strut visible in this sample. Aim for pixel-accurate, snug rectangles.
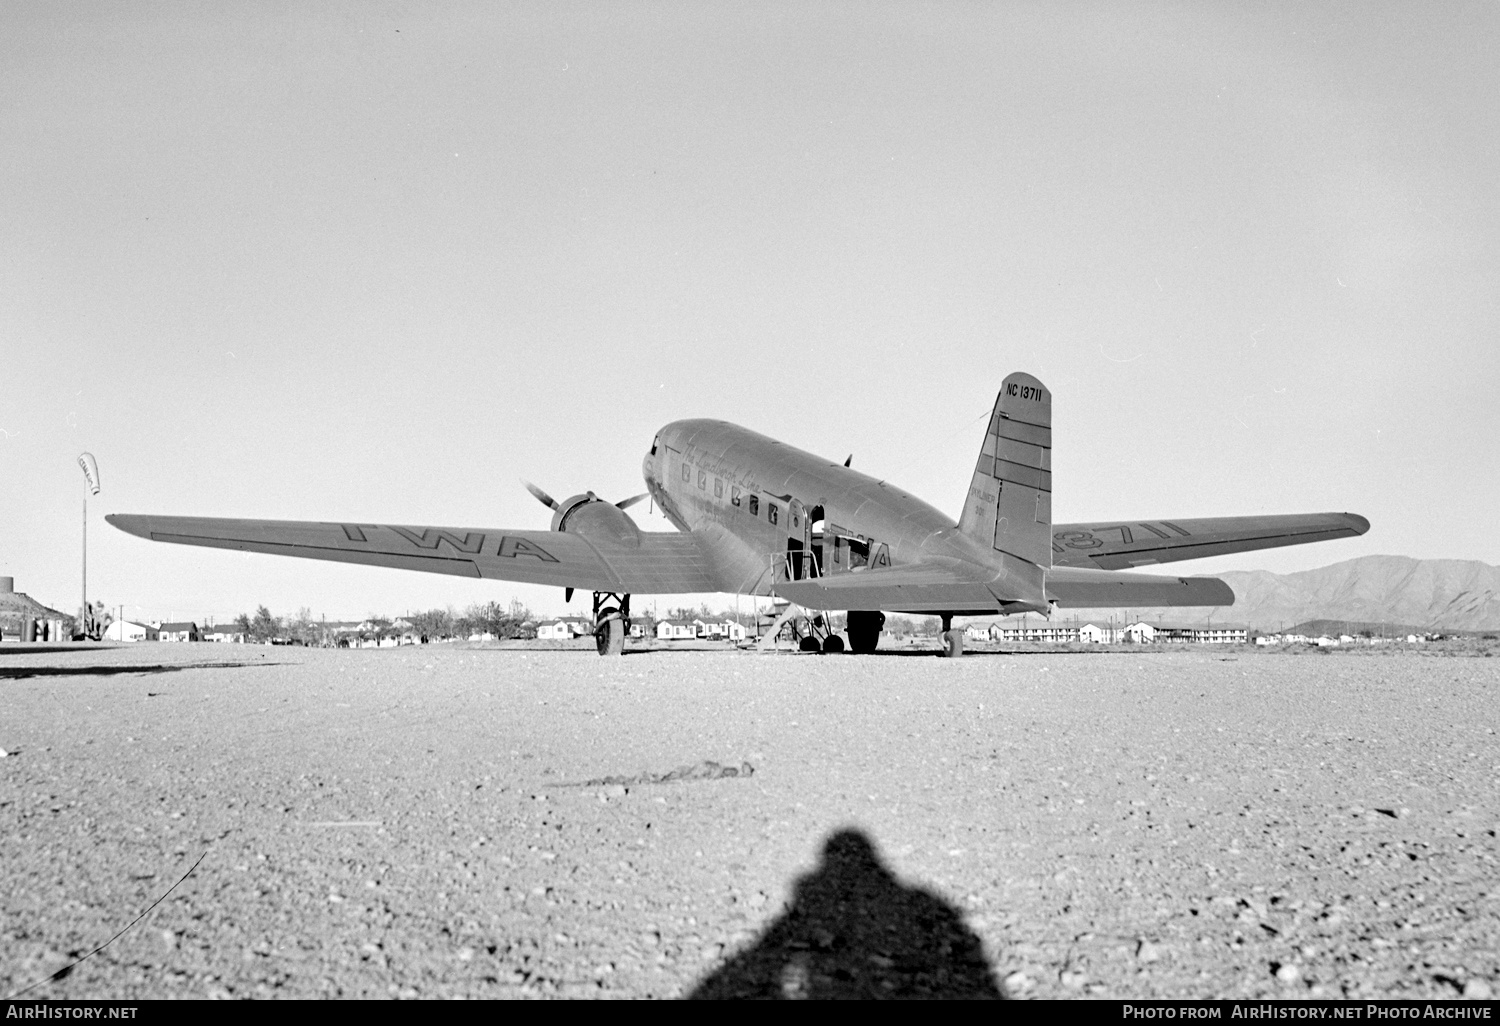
[940,612,963,658]
[593,591,630,656]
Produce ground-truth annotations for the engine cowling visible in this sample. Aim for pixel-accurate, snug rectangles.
[551,492,643,548]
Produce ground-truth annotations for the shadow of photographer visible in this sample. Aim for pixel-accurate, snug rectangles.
[689,828,1003,1000]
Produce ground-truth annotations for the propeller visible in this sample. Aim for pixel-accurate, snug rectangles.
[524,480,562,511]
[524,480,646,511]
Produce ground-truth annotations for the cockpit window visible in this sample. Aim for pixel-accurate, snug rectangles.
[651,435,659,456]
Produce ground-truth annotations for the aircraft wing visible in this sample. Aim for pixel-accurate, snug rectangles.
[105,514,720,594]
[1045,566,1233,607]
[1050,512,1369,570]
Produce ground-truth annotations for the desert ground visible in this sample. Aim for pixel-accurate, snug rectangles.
[1,640,1496,1000]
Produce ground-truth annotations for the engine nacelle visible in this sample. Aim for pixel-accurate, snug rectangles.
[551,493,643,548]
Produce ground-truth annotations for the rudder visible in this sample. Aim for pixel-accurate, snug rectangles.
[958,372,1052,566]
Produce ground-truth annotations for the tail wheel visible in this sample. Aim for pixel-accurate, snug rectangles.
[941,629,964,658]
[597,617,625,656]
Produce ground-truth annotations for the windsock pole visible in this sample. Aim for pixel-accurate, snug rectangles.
[77,454,100,639]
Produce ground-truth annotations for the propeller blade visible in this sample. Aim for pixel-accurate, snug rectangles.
[844,454,852,468]
[565,587,574,603]
[523,480,561,511]
[615,492,649,510]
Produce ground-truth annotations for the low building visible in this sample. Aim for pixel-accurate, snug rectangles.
[993,621,1079,643]
[1120,621,1157,644]
[537,616,592,639]
[158,621,200,643]
[204,624,245,643]
[1077,623,1116,644]
[656,618,698,641]
[104,620,157,642]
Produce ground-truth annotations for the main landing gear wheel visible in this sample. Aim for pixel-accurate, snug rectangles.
[846,611,885,654]
[821,635,845,654]
[597,616,625,656]
[798,636,821,653]
[941,629,964,659]
[592,591,630,657]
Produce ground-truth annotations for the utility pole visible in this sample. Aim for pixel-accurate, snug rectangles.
[77,454,100,639]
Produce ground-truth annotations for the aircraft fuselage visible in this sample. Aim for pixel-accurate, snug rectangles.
[642,419,1005,602]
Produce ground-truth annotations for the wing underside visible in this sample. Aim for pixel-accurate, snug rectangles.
[105,514,720,594]
[1050,512,1369,570]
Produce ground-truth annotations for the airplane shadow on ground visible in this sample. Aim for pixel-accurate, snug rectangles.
[689,829,1004,1000]
[0,661,272,680]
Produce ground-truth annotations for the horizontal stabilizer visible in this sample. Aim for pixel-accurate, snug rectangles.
[1045,566,1234,608]
[1051,512,1369,570]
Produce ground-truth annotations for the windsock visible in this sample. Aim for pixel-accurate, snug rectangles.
[78,452,100,495]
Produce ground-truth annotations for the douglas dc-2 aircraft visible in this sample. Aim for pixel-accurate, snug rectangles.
[109,372,1368,657]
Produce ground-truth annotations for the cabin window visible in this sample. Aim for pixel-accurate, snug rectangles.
[651,435,659,456]
[768,503,779,525]
[697,470,707,489]
[748,495,759,516]
[731,486,741,507]
[848,537,870,569]
[714,478,723,498]
[681,463,691,482]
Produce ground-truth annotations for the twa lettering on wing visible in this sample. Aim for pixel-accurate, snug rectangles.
[338,524,558,561]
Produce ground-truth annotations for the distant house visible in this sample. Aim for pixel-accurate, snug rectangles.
[104,620,157,643]
[1120,622,1156,644]
[537,617,592,640]
[204,624,245,643]
[158,621,200,643]
[720,620,748,642]
[656,618,698,641]
[1078,623,1115,644]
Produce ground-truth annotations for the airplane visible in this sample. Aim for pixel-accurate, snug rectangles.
[107,372,1369,657]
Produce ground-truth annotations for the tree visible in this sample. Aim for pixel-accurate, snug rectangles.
[286,607,318,646]
[249,605,280,643]
[409,608,453,641]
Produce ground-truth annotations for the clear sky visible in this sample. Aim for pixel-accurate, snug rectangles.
[3,2,1497,625]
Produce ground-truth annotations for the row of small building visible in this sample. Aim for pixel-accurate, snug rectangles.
[100,615,753,645]
[969,621,1250,644]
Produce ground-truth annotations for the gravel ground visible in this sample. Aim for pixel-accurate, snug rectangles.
[1,642,1496,1000]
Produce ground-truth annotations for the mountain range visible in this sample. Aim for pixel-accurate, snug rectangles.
[1052,555,1500,633]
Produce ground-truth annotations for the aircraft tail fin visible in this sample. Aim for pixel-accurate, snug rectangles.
[958,372,1052,567]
